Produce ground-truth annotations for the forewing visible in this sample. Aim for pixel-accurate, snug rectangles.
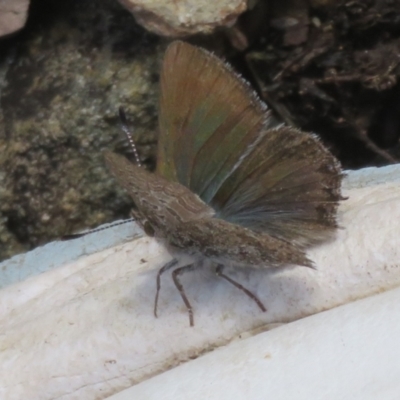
[104,151,214,238]
[213,125,343,247]
[157,41,272,204]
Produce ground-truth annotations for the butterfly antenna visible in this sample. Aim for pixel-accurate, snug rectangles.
[118,106,142,167]
[61,218,135,240]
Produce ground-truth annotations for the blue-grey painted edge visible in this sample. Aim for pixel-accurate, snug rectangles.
[1,163,399,290]
[0,221,142,289]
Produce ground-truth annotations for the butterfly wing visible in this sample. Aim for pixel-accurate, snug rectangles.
[158,41,342,247]
[157,41,273,204]
[213,125,342,246]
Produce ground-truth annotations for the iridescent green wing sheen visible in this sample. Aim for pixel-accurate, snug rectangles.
[213,125,343,247]
[158,41,342,247]
[157,41,273,203]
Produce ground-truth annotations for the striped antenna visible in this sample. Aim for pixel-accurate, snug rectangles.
[118,107,142,167]
[63,108,142,242]
[62,218,135,240]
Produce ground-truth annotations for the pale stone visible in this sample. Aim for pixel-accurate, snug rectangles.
[0,0,29,37]
[117,0,247,36]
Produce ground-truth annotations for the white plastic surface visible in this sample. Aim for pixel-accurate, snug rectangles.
[110,287,400,400]
[0,164,399,399]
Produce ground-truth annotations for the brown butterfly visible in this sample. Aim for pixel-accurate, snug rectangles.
[104,41,343,326]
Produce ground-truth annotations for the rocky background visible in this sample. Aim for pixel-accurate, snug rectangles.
[0,0,399,261]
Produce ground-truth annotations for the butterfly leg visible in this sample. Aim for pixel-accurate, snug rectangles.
[215,264,267,312]
[154,259,178,318]
[172,264,198,327]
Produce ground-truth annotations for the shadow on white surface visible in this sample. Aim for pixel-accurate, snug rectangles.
[109,286,400,400]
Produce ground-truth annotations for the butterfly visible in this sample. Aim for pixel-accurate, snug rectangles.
[104,41,343,326]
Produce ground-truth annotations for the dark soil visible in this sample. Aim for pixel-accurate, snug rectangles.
[242,0,400,168]
[0,0,399,262]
